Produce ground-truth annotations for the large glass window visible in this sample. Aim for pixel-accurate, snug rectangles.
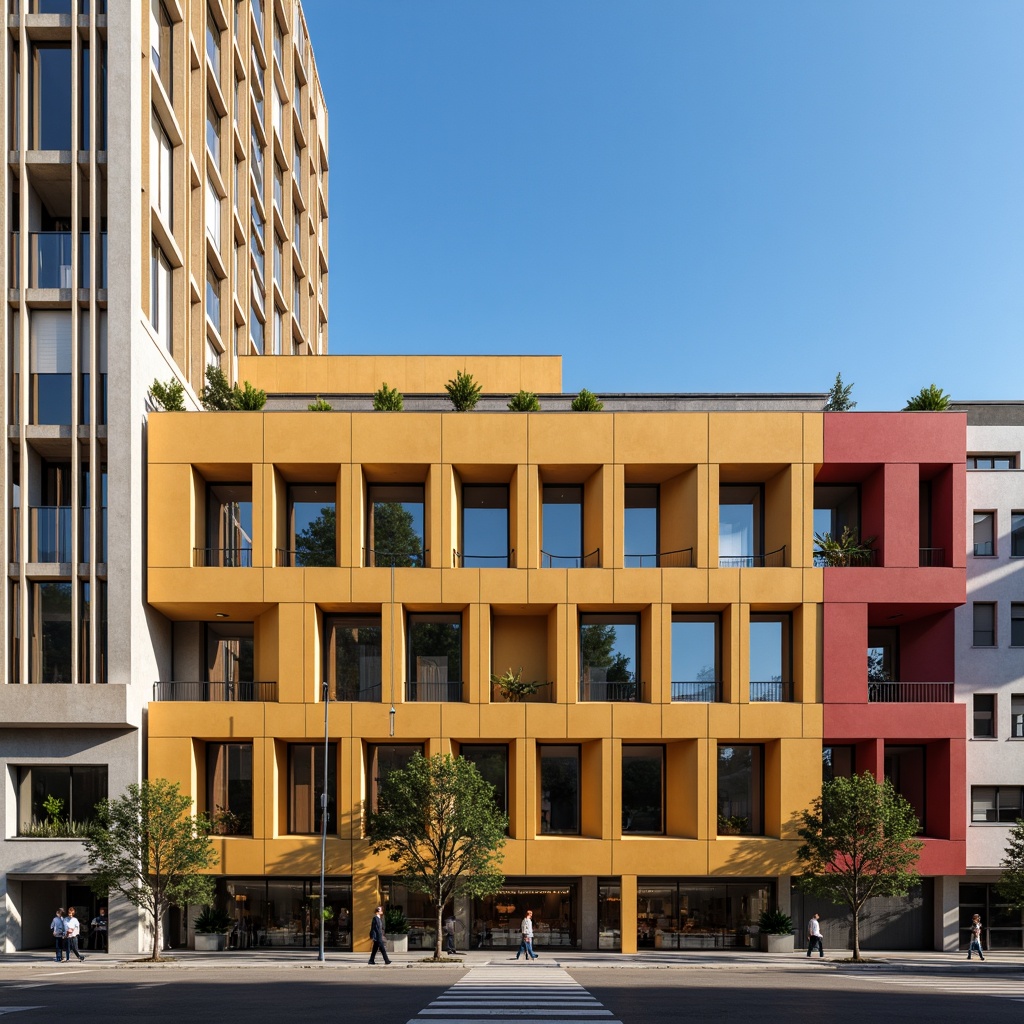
[205,7,221,78]
[579,614,639,702]
[637,880,772,949]
[813,484,861,564]
[884,745,926,833]
[79,580,108,685]
[624,485,658,567]
[822,745,855,782]
[204,482,253,566]
[973,603,996,647]
[323,615,381,701]
[622,745,663,834]
[1012,695,1024,740]
[366,484,425,566]
[971,786,1023,824]
[151,0,173,99]
[150,116,173,224]
[973,694,995,738]
[749,613,790,701]
[206,180,222,251]
[460,744,508,820]
[719,484,762,567]
[31,45,72,149]
[288,743,336,834]
[973,512,995,556]
[207,742,253,835]
[29,581,72,684]
[460,484,510,567]
[671,614,719,702]
[206,263,221,332]
[867,626,898,683]
[367,743,422,813]
[1012,605,1024,648]
[16,765,107,834]
[540,745,580,835]
[959,883,1024,951]
[286,484,335,566]
[205,621,254,688]
[542,484,586,566]
[151,239,172,352]
[30,311,72,425]
[1012,513,1024,557]
[717,745,763,836]
[407,613,462,701]
[206,94,221,163]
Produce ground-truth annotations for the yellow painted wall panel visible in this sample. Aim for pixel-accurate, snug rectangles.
[567,570,614,605]
[262,568,306,604]
[565,703,613,739]
[479,569,530,605]
[526,570,569,605]
[613,569,663,606]
[709,412,805,464]
[264,412,350,464]
[613,413,709,465]
[613,841,709,877]
[526,839,614,876]
[737,704,807,740]
[707,838,800,875]
[442,413,530,465]
[439,569,480,606]
[302,568,353,605]
[661,569,710,605]
[524,705,571,739]
[351,412,442,465]
[529,414,615,466]
[148,463,194,567]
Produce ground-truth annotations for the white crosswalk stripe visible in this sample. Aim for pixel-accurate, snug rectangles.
[850,973,1024,1004]
[406,965,622,1023]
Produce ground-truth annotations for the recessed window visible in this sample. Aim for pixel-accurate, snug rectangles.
[460,484,510,567]
[542,485,585,566]
[884,745,925,833]
[1012,513,1024,557]
[973,512,995,556]
[1011,605,1024,648]
[16,765,107,835]
[407,613,462,701]
[288,743,336,834]
[967,455,1017,470]
[973,603,996,647]
[29,581,72,684]
[367,743,422,813]
[719,484,762,567]
[973,694,995,738]
[622,745,663,834]
[579,614,639,702]
[624,485,658,567]
[822,745,854,782]
[204,482,252,566]
[670,614,719,702]
[206,94,221,163]
[1012,695,1024,739]
[460,744,508,820]
[286,484,335,566]
[207,742,253,835]
[749,613,791,701]
[323,615,381,701]
[717,745,763,835]
[539,745,580,835]
[971,785,1024,823]
[366,484,425,566]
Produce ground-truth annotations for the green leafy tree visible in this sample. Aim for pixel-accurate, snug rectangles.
[370,502,422,566]
[996,818,1024,910]
[571,388,604,412]
[235,380,267,411]
[825,373,856,411]
[445,370,483,412]
[796,772,923,960]
[507,390,541,412]
[366,753,507,960]
[85,778,217,961]
[294,505,336,567]
[903,384,951,411]
[200,365,236,411]
[149,378,186,412]
[308,395,333,411]
[372,382,404,411]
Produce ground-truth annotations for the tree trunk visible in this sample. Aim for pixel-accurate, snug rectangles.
[152,905,162,961]
[852,906,861,961]
[435,902,444,960]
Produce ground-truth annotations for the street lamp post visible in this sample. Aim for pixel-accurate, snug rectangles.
[318,679,329,962]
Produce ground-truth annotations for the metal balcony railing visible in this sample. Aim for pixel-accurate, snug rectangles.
[868,681,954,703]
[275,547,336,567]
[453,549,516,568]
[541,548,601,568]
[813,547,876,567]
[365,548,428,568]
[29,506,72,562]
[719,545,786,569]
[405,680,463,702]
[332,680,382,702]
[625,547,694,568]
[579,678,642,702]
[194,546,254,567]
[671,680,720,702]
[152,681,278,701]
[749,681,792,702]
[919,547,945,567]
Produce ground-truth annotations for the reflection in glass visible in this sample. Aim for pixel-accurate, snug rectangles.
[717,745,763,835]
[368,744,423,811]
[323,615,381,701]
[719,484,761,566]
[288,484,335,566]
[17,765,107,834]
[671,615,719,701]
[407,614,461,701]
[461,484,510,566]
[622,745,663,833]
[208,742,253,835]
[367,484,425,566]
[624,485,658,566]
[289,743,336,834]
[540,745,579,834]
[30,581,72,683]
[580,614,638,701]
[541,485,585,566]
[461,744,508,819]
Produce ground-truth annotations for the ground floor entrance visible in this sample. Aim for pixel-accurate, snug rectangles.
[3,878,107,953]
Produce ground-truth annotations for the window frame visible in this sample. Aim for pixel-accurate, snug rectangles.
[621,743,665,835]
[971,785,1024,823]
[366,743,423,814]
[716,744,764,836]
[973,511,996,557]
[1011,512,1024,558]
[973,602,996,648]
[206,741,254,836]
[287,742,337,835]
[973,693,996,739]
[539,744,581,836]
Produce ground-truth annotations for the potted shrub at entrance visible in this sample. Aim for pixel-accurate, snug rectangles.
[385,906,409,954]
[758,909,795,953]
[194,905,232,951]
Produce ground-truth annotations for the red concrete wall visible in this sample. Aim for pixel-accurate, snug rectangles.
[823,412,967,466]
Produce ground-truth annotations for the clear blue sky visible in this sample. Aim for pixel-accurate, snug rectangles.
[302,0,1024,410]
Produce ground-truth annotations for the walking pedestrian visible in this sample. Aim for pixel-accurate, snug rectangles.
[515,909,539,960]
[443,914,457,955]
[806,912,824,958]
[50,908,67,963]
[89,907,107,951]
[967,913,985,961]
[367,905,391,965]
[65,907,86,962]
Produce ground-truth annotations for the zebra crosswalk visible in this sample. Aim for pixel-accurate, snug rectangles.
[405,964,622,1024]
[849,972,1024,1005]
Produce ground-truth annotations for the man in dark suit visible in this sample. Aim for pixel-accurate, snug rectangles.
[368,905,391,965]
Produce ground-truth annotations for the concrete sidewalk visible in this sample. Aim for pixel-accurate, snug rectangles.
[3,948,1022,974]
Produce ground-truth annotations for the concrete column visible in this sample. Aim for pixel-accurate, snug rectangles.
[935,875,960,952]
[580,876,597,951]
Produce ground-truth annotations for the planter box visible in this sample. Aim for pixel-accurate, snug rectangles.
[194,933,227,951]
[761,933,794,953]
[387,933,408,953]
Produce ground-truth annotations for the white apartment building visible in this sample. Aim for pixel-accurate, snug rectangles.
[1,0,327,952]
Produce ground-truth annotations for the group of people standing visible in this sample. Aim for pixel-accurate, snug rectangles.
[49,906,106,962]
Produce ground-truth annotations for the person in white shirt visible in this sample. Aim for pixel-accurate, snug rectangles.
[515,909,539,961]
[64,907,86,962]
[806,912,824,958]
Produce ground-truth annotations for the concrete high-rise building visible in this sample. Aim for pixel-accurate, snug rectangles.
[0,0,328,952]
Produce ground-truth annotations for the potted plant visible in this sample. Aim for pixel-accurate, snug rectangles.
[491,666,543,703]
[813,526,875,567]
[757,909,794,953]
[193,905,232,951]
[384,905,409,954]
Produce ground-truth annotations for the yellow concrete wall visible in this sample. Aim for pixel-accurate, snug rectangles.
[147,405,825,950]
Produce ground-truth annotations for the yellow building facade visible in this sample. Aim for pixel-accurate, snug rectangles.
[147,356,824,954]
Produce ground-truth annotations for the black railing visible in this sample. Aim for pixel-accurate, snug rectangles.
[490,680,553,703]
[919,547,945,567]
[365,548,428,567]
[719,545,786,569]
[541,548,601,568]
[453,549,516,568]
[813,548,876,567]
[152,681,277,701]
[671,680,720,702]
[579,679,642,702]
[624,547,694,568]
[275,547,337,567]
[868,681,953,703]
[749,681,792,702]
[332,681,382,702]
[194,547,253,567]
[405,680,463,702]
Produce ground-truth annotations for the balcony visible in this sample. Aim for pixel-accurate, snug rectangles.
[579,678,642,702]
[541,548,601,568]
[29,506,72,562]
[152,681,277,701]
[868,682,954,703]
[275,547,336,568]
[625,547,694,568]
[194,547,253,567]
[719,545,786,569]
[919,547,945,567]
[404,680,462,702]
[365,548,428,568]
[749,681,791,702]
[28,232,73,289]
[454,549,515,568]
[671,680,719,702]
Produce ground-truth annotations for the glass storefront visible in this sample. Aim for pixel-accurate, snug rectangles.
[213,878,352,949]
[473,881,578,949]
[960,883,1024,950]
[637,878,772,949]
[597,880,621,949]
